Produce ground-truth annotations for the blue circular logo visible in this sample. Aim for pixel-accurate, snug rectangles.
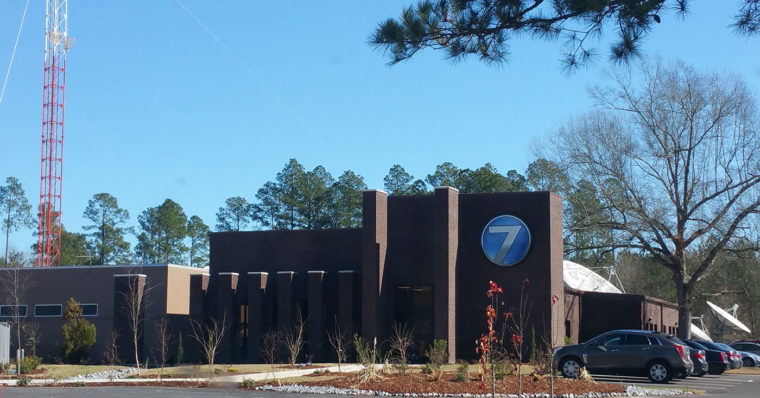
[481,215,531,266]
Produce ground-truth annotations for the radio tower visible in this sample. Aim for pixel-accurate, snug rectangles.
[37,0,68,267]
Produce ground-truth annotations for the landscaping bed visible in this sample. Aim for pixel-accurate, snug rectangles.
[259,371,626,396]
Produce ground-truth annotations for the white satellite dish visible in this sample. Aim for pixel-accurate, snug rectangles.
[563,260,622,294]
[706,301,751,334]
[690,323,712,341]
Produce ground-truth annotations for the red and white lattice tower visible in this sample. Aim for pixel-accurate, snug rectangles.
[37,0,68,267]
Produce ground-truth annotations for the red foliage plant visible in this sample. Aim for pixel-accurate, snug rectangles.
[475,281,503,390]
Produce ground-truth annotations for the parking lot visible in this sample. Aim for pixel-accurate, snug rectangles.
[592,372,758,396]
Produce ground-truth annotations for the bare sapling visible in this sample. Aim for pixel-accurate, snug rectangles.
[282,311,306,365]
[327,316,349,372]
[153,317,173,381]
[389,322,413,374]
[189,314,228,371]
[104,330,120,379]
[260,330,281,380]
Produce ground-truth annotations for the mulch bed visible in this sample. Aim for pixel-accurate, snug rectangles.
[289,372,625,395]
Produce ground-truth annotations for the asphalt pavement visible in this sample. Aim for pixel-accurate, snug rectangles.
[1,374,758,398]
[591,372,757,395]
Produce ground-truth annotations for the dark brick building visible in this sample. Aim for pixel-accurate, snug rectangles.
[200,187,566,363]
[0,188,679,365]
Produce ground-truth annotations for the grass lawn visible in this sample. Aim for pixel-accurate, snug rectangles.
[726,367,760,375]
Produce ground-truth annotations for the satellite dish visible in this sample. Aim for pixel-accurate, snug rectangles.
[706,301,751,334]
[690,323,712,341]
[563,260,622,294]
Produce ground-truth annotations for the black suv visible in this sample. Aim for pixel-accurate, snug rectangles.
[554,330,694,383]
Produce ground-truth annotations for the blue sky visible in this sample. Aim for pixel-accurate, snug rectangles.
[1,1,759,258]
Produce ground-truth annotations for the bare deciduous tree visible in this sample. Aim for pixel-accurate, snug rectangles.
[104,330,120,378]
[282,312,306,366]
[260,330,281,378]
[549,59,760,339]
[0,267,30,375]
[189,314,228,368]
[118,272,151,375]
[153,317,173,380]
[327,316,349,372]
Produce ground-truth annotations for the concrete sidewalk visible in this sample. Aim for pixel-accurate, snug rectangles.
[0,363,363,386]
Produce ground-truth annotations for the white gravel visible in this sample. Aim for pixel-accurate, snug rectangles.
[60,367,138,382]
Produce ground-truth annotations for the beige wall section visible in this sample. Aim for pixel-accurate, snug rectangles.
[165,265,208,314]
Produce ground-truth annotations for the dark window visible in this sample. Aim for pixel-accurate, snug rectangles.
[647,336,662,345]
[600,334,624,347]
[625,334,651,345]
[0,305,27,317]
[79,304,98,317]
[34,304,62,317]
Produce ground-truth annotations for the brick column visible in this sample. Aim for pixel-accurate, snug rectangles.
[277,271,296,332]
[433,186,459,363]
[216,272,239,364]
[189,273,209,320]
[307,270,326,361]
[246,272,268,362]
[361,189,387,341]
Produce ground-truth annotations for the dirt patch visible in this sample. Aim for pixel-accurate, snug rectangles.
[270,372,626,395]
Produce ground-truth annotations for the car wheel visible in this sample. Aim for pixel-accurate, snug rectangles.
[647,360,672,383]
[560,357,582,379]
[693,371,705,377]
[742,357,755,367]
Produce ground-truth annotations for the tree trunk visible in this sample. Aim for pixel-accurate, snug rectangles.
[674,273,692,340]
[134,334,141,375]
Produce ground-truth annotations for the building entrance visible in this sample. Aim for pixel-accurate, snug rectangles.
[394,286,433,361]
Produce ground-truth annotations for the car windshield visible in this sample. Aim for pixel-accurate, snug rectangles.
[716,343,734,351]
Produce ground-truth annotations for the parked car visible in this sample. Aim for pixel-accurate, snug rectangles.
[685,340,730,375]
[730,341,760,356]
[554,329,694,383]
[733,339,760,345]
[692,340,742,369]
[737,351,760,367]
[689,348,709,376]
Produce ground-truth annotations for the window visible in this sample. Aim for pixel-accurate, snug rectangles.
[34,304,62,317]
[0,305,27,317]
[79,304,98,317]
[648,336,662,345]
[625,334,651,345]
[600,334,623,347]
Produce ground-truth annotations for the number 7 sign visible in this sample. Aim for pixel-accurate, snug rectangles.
[480,215,531,266]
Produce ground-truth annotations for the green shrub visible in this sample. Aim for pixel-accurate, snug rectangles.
[19,355,42,374]
[564,336,573,345]
[16,376,31,386]
[61,298,96,363]
[241,378,256,389]
[453,360,469,382]
[424,339,448,377]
